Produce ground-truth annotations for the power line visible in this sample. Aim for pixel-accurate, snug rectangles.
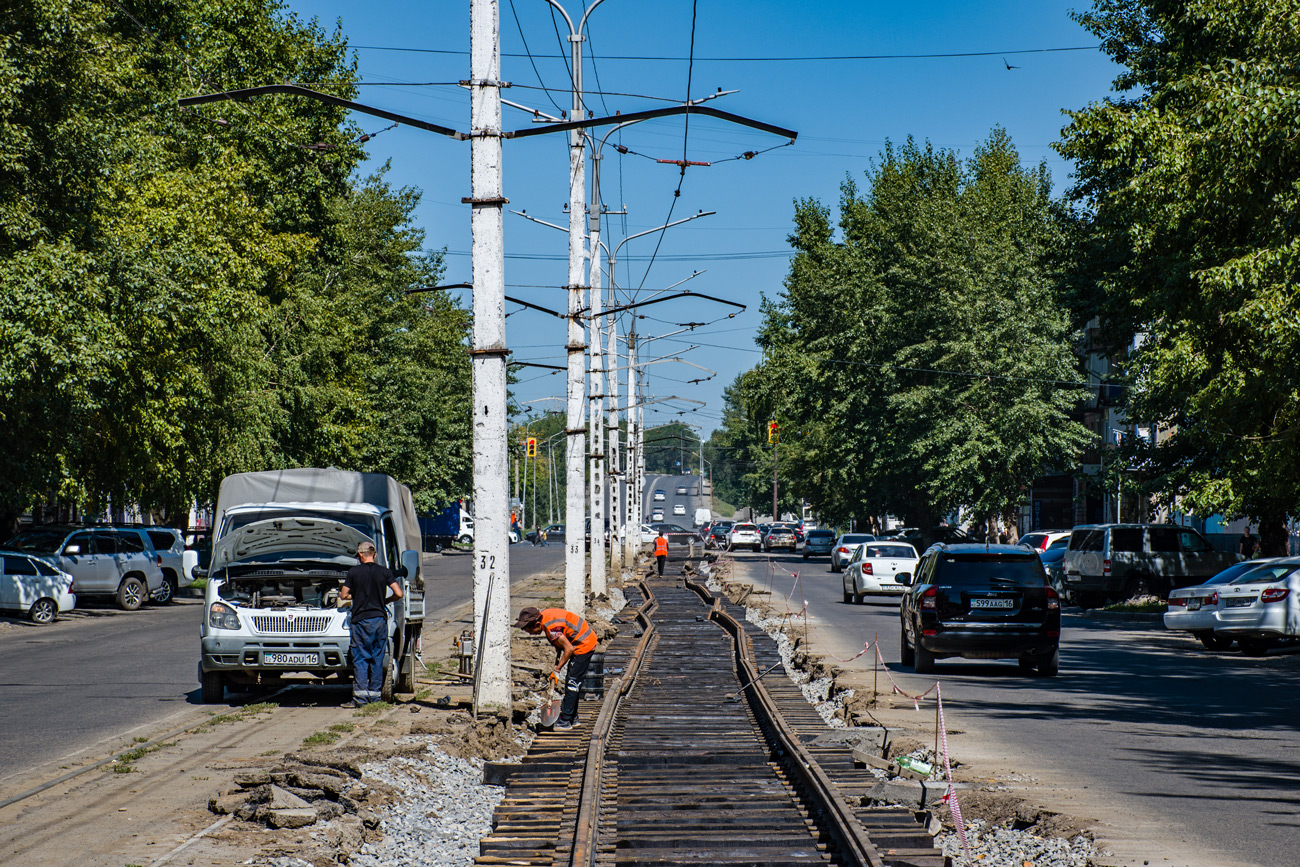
[349,43,1101,62]
[507,0,565,113]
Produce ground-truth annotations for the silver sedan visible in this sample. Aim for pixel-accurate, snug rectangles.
[1214,558,1300,656]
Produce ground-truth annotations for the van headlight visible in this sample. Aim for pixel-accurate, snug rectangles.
[208,602,241,630]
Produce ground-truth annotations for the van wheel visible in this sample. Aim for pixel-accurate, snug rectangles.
[456,534,472,546]
[913,641,936,674]
[200,670,225,703]
[1197,633,1234,651]
[29,598,57,625]
[899,621,915,666]
[380,658,396,703]
[152,576,176,605]
[116,577,146,611]
[1038,648,1060,677]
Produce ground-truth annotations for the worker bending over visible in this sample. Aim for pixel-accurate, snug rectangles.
[514,606,598,730]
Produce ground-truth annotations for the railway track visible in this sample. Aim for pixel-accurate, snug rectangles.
[479,558,948,867]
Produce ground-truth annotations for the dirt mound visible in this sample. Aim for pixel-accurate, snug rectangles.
[938,788,1093,839]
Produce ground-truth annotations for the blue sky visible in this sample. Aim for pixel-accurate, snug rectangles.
[282,0,1121,435]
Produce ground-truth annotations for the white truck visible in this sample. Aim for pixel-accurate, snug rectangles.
[196,469,425,704]
[693,507,711,528]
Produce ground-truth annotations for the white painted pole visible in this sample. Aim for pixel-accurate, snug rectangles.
[563,25,588,614]
[587,156,607,598]
[607,311,622,578]
[469,0,511,715]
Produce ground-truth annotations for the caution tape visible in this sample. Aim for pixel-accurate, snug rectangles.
[937,684,971,864]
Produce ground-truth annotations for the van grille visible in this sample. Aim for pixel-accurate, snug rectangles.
[252,615,331,634]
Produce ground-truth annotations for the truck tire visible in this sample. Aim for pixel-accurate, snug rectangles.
[116,576,146,611]
[201,670,225,703]
[29,598,57,625]
[456,534,473,546]
[381,657,396,703]
[1038,648,1060,677]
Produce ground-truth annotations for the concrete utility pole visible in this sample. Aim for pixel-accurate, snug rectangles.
[623,329,639,567]
[469,0,511,714]
[587,152,606,598]
[543,0,611,614]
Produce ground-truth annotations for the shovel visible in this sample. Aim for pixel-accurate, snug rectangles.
[540,673,562,726]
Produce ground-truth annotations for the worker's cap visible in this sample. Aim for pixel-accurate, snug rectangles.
[355,540,377,555]
[513,606,542,629]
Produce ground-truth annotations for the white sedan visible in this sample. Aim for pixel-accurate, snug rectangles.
[842,542,919,603]
[1163,559,1277,649]
[1213,558,1300,656]
[672,503,686,516]
[0,553,76,624]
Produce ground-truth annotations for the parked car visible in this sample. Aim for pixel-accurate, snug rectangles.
[1039,537,1070,591]
[899,544,1061,675]
[1062,523,1241,605]
[830,533,877,573]
[843,542,919,602]
[1163,559,1280,650]
[653,490,666,502]
[0,553,76,624]
[728,523,762,552]
[142,527,188,603]
[675,485,688,496]
[1211,559,1300,656]
[1020,530,1072,552]
[764,525,797,552]
[4,526,165,610]
[802,529,836,559]
[672,503,687,516]
[525,524,566,544]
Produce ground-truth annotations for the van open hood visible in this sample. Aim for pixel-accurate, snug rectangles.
[210,518,373,571]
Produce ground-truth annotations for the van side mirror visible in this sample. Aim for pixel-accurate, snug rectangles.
[400,549,422,590]
[191,566,209,581]
[63,544,82,556]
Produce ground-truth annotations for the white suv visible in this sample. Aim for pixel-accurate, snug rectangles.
[728,523,762,552]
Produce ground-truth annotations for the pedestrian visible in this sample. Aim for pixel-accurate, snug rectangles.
[654,528,669,575]
[540,526,549,547]
[339,540,403,707]
[1240,527,1259,558]
[514,606,598,730]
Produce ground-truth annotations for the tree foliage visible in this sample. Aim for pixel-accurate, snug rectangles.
[1058,0,1300,552]
[0,1,470,525]
[729,130,1087,531]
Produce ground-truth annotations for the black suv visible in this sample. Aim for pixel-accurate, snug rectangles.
[899,544,1060,676]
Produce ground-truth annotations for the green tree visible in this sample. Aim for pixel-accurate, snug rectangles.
[643,421,701,475]
[752,131,1088,535]
[1058,0,1300,554]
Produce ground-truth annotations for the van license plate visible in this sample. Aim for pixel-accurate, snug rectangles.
[970,598,1014,609]
[263,652,318,666]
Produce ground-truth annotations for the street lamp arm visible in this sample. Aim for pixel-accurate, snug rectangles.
[602,289,743,317]
[612,211,715,261]
[509,103,798,141]
[179,84,467,140]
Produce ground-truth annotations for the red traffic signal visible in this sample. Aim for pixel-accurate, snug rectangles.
[526,437,537,457]
[767,420,779,444]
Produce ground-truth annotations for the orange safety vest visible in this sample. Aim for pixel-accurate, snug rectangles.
[654,536,669,557]
[540,608,598,655]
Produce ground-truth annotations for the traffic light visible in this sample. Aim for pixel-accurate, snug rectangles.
[526,437,537,457]
[768,420,779,444]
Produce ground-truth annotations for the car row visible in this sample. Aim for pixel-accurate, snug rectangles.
[1163,558,1300,655]
[1062,522,1240,605]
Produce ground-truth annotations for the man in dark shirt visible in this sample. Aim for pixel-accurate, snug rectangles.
[340,540,403,707]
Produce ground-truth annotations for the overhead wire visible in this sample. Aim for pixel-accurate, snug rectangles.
[349,44,1102,62]
[507,0,565,113]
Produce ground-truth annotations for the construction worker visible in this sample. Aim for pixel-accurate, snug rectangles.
[654,528,669,576]
[514,606,598,729]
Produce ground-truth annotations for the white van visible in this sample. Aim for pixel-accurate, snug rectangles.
[0,553,76,624]
[693,507,711,528]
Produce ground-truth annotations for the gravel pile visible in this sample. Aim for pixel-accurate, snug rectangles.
[349,749,507,867]
[938,819,1098,867]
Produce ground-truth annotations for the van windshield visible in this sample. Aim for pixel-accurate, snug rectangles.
[221,509,378,541]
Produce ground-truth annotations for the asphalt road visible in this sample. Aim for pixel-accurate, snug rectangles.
[0,543,562,783]
[728,548,1300,867]
[642,472,711,528]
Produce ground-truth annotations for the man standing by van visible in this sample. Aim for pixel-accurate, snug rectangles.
[340,540,403,707]
[514,606,598,729]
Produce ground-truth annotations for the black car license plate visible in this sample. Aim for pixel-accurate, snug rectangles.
[970,598,1014,609]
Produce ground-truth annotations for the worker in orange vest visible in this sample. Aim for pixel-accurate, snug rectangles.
[653,529,669,575]
[513,606,598,729]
